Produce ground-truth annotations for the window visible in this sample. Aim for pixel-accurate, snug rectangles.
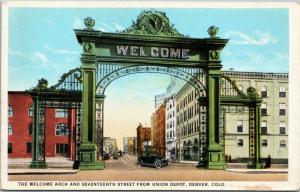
[55,109,68,118]
[261,86,267,98]
[8,124,13,135]
[56,144,69,156]
[8,105,13,117]
[279,103,286,116]
[280,140,286,147]
[237,139,243,147]
[261,103,267,115]
[237,120,243,133]
[279,87,286,98]
[8,143,12,153]
[28,105,33,117]
[29,124,32,135]
[56,123,70,136]
[26,143,32,153]
[262,139,268,147]
[280,122,286,135]
[261,121,267,134]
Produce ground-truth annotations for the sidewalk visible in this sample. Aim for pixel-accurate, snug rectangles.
[225,168,288,174]
[8,168,78,175]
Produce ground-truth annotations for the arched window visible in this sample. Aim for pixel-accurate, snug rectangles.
[261,86,267,98]
[261,121,267,134]
[279,87,286,97]
[8,124,13,135]
[279,121,286,135]
[55,123,69,136]
[261,103,267,115]
[8,105,13,117]
[279,103,286,116]
[28,105,33,117]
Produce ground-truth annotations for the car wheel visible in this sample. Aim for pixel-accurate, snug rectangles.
[154,159,162,168]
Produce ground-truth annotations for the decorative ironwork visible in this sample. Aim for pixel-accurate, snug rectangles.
[75,108,82,162]
[51,68,82,91]
[249,106,256,163]
[39,100,82,109]
[95,100,104,160]
[121,10,184,37]
[96,64,207,96]
[38,107,46,161]
[199,105,207,166]
[220,75,246,97]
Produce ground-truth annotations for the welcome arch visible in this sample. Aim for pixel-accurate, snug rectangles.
[28,10,263,170]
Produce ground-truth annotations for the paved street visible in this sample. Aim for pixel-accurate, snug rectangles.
[8,155,287,181]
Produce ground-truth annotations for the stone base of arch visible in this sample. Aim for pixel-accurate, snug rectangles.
[30,161,48,169]
[207,144,226,170]
[78,143,104,170]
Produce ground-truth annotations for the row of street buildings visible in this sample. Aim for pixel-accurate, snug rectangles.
[150,71,288,163]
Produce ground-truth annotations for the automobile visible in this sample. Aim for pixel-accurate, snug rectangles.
[103,152,110,160]
[137,152,168,168]
[118,150,123,157]
[112,153,119,160]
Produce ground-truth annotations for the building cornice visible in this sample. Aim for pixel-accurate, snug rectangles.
[223,71,289,80]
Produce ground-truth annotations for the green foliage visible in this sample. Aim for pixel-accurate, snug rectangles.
[247,86,259,100]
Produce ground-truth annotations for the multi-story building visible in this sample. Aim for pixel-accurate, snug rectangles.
[8,91,76,160]
[123,137,137,155]
[103,137,118,154]
[223,71,288,163]
[165,95,177,160]
[150,113,157,152]
[136,123,151,154]
[175,84,201,161]
[173,71,288,163]
[153,104,166,158]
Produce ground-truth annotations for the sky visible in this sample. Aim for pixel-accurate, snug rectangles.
[8,8,289,149]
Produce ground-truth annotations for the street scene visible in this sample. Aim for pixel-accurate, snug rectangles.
[8,154,287,181]
[3,4,293,190]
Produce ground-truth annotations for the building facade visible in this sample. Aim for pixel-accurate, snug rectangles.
[173,71,288,163]
[103,137,118,154]
[8,91,76,160]
[223,71,289,163]
[136,123,151,154]
[123,137,137,155]
[164,95,177,160]
[174,84,202,161]
[153,104,166,158]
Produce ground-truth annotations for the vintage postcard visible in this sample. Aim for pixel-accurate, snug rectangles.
[1,1,300,191]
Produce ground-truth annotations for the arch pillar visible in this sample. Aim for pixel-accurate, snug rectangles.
[206,53,226,169]
[78,48,104,170]
[30,96,48,168]
[247,100,263,168]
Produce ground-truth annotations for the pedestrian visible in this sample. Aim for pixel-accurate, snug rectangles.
[228,154,231,162]
[265,155,271,168]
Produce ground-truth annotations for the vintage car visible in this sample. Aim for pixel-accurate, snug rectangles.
[103,152,110,160]
[137,152,168,168]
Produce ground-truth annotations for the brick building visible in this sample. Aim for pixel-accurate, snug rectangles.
[136,123,151,155]
[8,91,76,160]
[153,104,166,158]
